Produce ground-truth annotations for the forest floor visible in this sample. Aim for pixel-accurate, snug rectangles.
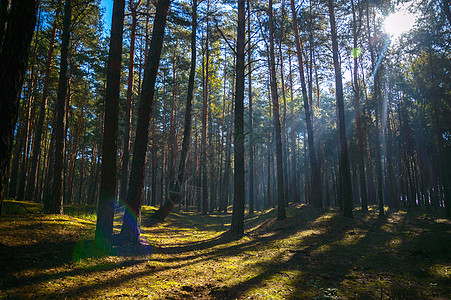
[0,200,450,299]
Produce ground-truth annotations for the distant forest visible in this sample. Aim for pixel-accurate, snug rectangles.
[1,0,450,252]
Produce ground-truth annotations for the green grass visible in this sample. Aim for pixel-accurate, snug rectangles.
[0,200,450,299]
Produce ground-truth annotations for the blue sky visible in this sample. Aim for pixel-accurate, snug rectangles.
[100,0,113,33]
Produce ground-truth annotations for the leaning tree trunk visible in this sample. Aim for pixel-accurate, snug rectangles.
[94,0,126,253]
[0,0,38,213]
[289,0,322,208]
[152,0,197,221]
[328,0,353,218]
[268,0,286,220]
[121,0,170,243]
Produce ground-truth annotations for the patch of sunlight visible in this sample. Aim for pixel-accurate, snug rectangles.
[296,228,325,238]
[339,230,367,245]
[429,264,451,279]
[316,243,334,253]
[381,223,396,233]
[434,218,451,224]
[387,211,407,223]
[385,237,403,249]
[310,213,336,226]
[315,230,367,253]
[149,279,180,291]
[401,228,425,238]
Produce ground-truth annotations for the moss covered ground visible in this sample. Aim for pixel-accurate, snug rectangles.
[0,200,450,299]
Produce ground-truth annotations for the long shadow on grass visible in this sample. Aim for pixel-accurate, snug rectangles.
[149,206,326,266]
[284,209,451,299]
[207,208,354,299]
[4,261,168,299]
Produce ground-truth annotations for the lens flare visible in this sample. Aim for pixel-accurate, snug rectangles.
[352,48,362,58]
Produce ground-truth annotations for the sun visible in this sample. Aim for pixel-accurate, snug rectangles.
[383,3,418,38]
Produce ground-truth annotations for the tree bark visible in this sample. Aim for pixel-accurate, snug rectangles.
[94,0,126,253]
[230,0,246,235]
[268,0,286,220]
[247,0,254,215]
[0,0,10,48]
[0,0,38,213]
[444,0,451,27]
[288,51,299,203]
[201,0,210,215]
[351,0,368,212]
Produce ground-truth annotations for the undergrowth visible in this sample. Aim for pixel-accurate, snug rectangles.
[0,200,450,299]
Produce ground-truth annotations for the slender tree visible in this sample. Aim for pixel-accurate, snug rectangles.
[119,0,141,205]
[366,2,384,217]
[327,0,353,218]
[94,0,126,252]
[268,0,286,220]
[230,0,246,235]
[289,0,322,208]
[25,11,59,203]
[121,0,171,243]
[351,0,368,212]
[152,0,197,221]
[45,0,72,214]
[247,0,254,215]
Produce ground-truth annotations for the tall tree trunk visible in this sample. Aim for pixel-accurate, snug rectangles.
[366,3,384,217]
[288,51,299,203]
[247,0,254,215]
[230,0,246,235]
[152,0,196,219]
[44,0,71,214]
[201,0,210,215]
[0,0,38,212]
[218,49,227,213]
[87,144,97,205]
[327,0,353,217]
[268,0,286,220]
[150,108,157,206]
[167,53,177,198]
[278,0,289,207]
[25,11,59,203]
[121,0,170,243]
[351,0,368,212]
[94,0,126,253]
[119,0,141,205]
[289,0,322,208]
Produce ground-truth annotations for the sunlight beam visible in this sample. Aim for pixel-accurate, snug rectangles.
[383,3,418,38]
